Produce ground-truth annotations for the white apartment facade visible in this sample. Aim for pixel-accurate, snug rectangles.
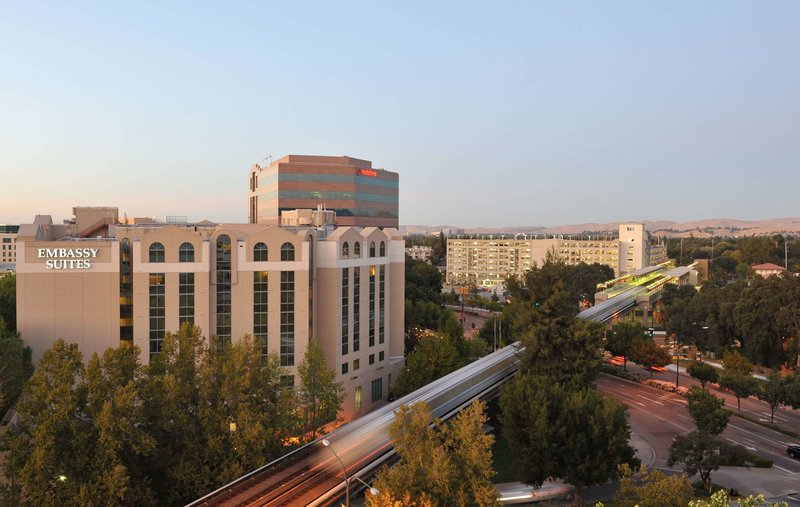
[446,224,668,286]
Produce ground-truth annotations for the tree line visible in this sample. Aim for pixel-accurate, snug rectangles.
[0,325,343,506]
[662,273,800,369]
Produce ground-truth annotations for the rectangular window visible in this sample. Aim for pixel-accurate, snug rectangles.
[341,268,349,355]
[280,375,295,388]
[379,351,384,362]
[369,266,375,347]
[353,268,360,352]
[353,358,360,371]
[281,271,295,366]
[369,354,374,365]
[254,271,268,355]
[379,265,385,345]
[341,362,348,375]
[149,273,165,357]
[355,386,362,411]
[179,272,194,327]
[371,377,383,403]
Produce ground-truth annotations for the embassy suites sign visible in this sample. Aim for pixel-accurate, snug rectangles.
[37,247,100,269]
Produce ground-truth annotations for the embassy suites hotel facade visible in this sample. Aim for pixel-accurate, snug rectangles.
[16,205,405,417]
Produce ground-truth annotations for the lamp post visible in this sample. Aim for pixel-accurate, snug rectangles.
[322,438,350,507]
[352,476,380,497]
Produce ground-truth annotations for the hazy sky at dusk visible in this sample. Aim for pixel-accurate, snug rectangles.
[1,1,798,227]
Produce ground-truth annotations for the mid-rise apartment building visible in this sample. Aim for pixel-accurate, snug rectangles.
[405,245,433,263]
[446,224,668,286]
[16,207,404,416]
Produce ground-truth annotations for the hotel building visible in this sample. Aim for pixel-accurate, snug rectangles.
[16,207,404,416]
[446,223,669,286]
[248,155,399,228]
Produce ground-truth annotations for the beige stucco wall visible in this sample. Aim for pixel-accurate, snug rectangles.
[16,240,120,362]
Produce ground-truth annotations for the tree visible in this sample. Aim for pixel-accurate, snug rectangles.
[394,333,461,397]
[2,340,157,506]
[756,372,787,424]
[630,340,671,378]
[566,262,615,305]
[369,400,498,507]
[685,386,730,436]
[511,256,605,387]
[688,489,789,507]
[0,319,34,415]
[612,463,694,507]
[605,322,644,371]
[786,374,800,410]
[718,351,759,415]
[718,372,760,414]
[667,431,722,494]
[721,350,753,376]
[686,362,719,390]
[298,338,344,439]
[500,374,637,506]
[0,273,16,331]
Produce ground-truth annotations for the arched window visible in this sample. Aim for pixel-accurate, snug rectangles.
[281,242,295,261]
[342,241,349,258]
[254,242,268,262]
[379,241,386,257]
[149,242,165,263]
[354,241,361,258]
[179,242,194,262]
[369,241,376,258]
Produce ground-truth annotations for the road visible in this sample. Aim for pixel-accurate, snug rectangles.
[596,373,800,500]
[618,360,800,435]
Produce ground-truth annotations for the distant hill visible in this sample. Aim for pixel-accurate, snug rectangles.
[401,218,800,237]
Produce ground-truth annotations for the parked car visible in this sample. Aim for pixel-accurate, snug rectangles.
[788,445,800,459]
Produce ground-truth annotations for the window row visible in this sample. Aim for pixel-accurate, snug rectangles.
[341,240,386,258]
[147,241,297,262]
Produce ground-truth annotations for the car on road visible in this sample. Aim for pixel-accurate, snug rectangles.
[788,445,800,459]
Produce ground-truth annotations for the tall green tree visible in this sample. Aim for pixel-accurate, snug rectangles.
[0,319,33,415]
[140,324,208,504]
[667,431,722,494]
[0,273,16,331]
[718,351,759,414]
[605,322,644,371]
[686,362,719,390]
[718,372,760,415]
[298,337,344,439]
[757,372,788,424]
[500,374,637,506]
[369,400,498,507]
[685,386,730,436]
[2,340,157,506]
[394,333,461,397]
[566,262,615,305]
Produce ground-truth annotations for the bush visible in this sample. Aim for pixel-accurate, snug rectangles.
[719,442,773,468]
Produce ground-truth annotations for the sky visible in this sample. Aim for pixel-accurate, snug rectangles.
[1,1,798,228]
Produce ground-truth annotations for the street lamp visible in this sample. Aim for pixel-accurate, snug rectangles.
[322,439,380,505]
[352,476,380,497]
[323,438,350,507]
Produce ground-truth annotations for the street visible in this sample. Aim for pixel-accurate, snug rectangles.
[596,373,800,502]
